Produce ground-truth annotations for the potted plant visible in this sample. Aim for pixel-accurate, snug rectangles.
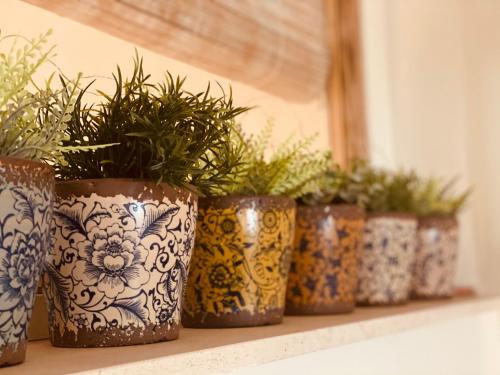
[285,164,365,315]
[354,163,419,305]
[43,55,248,347]
[182,124,330,327]
[411,178,470,299]
[0,31,84,366]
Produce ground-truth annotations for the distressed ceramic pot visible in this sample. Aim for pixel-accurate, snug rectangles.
[357,212,417,305]
[43,179,197,347]
[286,204,364,315]
[182,196,296,328]
[412,216,458,299]
[0,157,54,366]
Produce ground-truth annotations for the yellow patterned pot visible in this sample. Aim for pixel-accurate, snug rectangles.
[286,204,364,315]
[182,195,296,327]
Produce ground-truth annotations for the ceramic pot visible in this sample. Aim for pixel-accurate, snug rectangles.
[357,212,417,305]
[182,196,296,328]
[43,179,197,347]
[286,204,364,315]
[412,216,458,299]
[0,157,54,366]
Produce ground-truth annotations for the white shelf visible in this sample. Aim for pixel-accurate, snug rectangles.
[4,295,499,375]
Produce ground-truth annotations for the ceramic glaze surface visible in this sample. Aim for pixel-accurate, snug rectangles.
[0,158,54,366]
[357,215,417,305]
[183,196,296,327]
[412,217,458,298]
[286,205,364,315]
[45,182,197,347]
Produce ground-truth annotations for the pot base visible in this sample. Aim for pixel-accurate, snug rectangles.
[182,308,283,328]
[0,340,26,367]
[285,301,355,315]
[49,323,179,348]
[356,299,409,307]
[411,292,454,300]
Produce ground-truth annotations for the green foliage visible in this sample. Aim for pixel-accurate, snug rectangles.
[414,177,471,217]
[57,55,248,192]
[299,162,367,206]
[299,166,345,205]
[371,168,418,214]
[214,122,331,198]
[0,30,89,164]
[301,161,419,213]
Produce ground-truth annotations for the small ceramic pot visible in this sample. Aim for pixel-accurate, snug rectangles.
[182,196,296,328]
[412,216,458,299]
[43,179,197,347]
[0,157,54,366]
[357,212,417,305]
[286,204,364,315]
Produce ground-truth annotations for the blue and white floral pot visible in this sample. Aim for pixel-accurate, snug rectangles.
[43,179,197,347]
[0,157,54,366]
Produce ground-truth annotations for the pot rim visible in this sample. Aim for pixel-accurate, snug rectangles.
[418,215,458,229]
[0,155,54,174]
[55,178,197,201]
[57,177,194,188]
[199,194,296,209]
[297,203,365,218]
[418,214,457,220]
[366,211,417,220]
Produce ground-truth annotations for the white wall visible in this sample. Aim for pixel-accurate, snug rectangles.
[361,0,485,291]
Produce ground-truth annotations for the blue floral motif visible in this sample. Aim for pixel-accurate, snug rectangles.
[45,192,197,346]
[0,230,42,313]
[0,169,52,355]
[73,224,149,298]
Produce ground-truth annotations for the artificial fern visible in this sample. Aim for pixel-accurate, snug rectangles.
[212,122,331,198]
[0,30,87,164]
[414,177,471,217]
[57,54,249,193]
[301,161,419,213]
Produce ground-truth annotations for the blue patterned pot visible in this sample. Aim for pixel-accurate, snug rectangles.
[412,216,458,299]
[0,157,54,366]
[43,179,197,347]
[357,212,417,305]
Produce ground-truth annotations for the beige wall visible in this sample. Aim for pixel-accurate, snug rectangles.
[461,0,500,294]
[0,0,330,152]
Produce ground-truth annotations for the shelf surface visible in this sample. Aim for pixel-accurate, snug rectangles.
[4,295,499,375]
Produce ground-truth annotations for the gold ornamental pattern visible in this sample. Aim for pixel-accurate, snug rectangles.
[183,204,295,319]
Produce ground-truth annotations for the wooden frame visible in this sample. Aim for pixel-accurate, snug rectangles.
[326,0,368,166]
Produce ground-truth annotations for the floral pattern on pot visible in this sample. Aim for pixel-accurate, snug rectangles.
[182,196,296,328]
[0,157,54,366]
[357,214,417,305]
[286,205,364,315]
[44,181,197,347]
[412,217,458,298]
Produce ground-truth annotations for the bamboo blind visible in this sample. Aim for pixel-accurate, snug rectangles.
[23,0,368,161]
[23,0,330,102]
